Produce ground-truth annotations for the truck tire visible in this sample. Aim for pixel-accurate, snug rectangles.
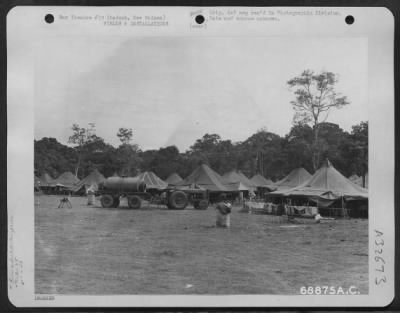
[113,197,120,208]
[101,194,114,208]
[197,199,209,210]
[193,200,199,209]
[128,196,142,209]
[168,191,188,210]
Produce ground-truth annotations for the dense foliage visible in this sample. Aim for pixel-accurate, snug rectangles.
[287,70,350,171]
[34,121,368,182]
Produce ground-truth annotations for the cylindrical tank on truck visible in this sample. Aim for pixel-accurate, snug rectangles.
[98,177,189,210]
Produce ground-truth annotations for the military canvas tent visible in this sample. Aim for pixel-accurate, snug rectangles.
[34,175,41,191]
[222,170,253,191]
[53,171,80,189]
[273,167,312,191]
[165,173,183,186]
[72,169,106,193]
[177,164,229,192]
[276,160,368,202]
[349,174,361,183]
[349,173,368,189]
[38,173,55,187]
[135,171,168,190]
[237,171,258,190]
[176,184,206,191]
[250,173,274,188]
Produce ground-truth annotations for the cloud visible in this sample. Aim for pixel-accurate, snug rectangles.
[34,36,368,151]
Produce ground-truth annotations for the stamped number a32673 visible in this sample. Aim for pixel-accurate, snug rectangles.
[374,229,386,285]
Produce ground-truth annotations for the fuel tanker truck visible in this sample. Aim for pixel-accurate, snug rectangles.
[97,176,190,210]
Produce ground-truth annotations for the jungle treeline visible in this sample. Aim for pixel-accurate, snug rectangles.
[34,121,368,182]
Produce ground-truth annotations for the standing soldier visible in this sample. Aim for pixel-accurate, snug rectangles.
[215,193,232,228]
[87,186,95,205]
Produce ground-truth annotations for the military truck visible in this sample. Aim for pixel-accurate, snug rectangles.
[185,189,210,210]
[98,176,207,210]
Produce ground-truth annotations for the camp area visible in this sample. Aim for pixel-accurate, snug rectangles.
[33,67,369,295]
[35,194,368,295]
[35,157,369,295]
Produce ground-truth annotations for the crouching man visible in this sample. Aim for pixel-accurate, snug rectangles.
[215,193,232,228]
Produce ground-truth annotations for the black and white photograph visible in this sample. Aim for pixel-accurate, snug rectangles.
[7,6,394,307]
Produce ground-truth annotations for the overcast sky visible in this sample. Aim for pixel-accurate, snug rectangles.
[34,36,368,151]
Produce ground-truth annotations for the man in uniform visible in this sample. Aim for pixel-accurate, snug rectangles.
[215,193,232,228]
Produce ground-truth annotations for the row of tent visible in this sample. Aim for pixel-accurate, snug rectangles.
[34,165,273,195]
[269,160,368,202]
[165,165,273,192]
[167,161,368,202]
[35,159,368,203]
[35,169,106,194]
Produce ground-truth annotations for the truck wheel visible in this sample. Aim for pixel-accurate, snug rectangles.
[193,200,199,209]
[101,194,114,208]
[168,191,188,210]
[128,196,141,209]
[197,199,209,210]
[113,197,120,208]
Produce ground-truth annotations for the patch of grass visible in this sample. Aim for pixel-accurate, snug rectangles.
[35,195,368,295]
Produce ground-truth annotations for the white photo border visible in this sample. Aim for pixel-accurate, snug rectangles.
[6,6,395,307]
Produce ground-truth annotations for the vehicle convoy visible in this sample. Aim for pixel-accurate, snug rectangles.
[98,177,209,210]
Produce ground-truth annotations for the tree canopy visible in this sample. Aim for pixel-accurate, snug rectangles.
[35,121,368,182]
[35,70,366,182]
[287,70,350,171]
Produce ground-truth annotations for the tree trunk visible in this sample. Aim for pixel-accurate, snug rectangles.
[312,121,320,172]
[74,150,82,178]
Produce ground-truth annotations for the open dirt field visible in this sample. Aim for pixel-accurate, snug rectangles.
[35,194,368,295]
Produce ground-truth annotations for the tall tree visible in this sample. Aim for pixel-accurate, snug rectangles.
[189,133,221,166]
[283,123,314,173]
[147,146,181,178]
[188,134,239,174]
[341,121,368,186]
[317,122,350,175]
[117,128,133,145]
[34,137,77,178]
[116,128,141,176]
[68,123,98,177]
[287,70,350,171]
[241,130,283,178]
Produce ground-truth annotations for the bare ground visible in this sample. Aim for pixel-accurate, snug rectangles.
[35,194,368,295]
